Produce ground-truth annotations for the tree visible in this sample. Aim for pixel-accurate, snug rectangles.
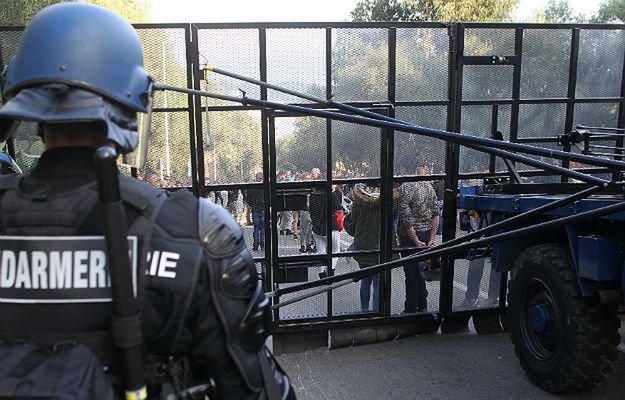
[592,0,625,23]
[530,0,587,23]
[351,0,439,22]
[0,0,151,25]
[351,0,518,23]
[435,0,518,22]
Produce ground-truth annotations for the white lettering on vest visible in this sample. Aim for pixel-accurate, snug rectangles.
[73,250,89,289]
[89,250,106,288]
[148,250,160,276]
[145,250,179,279]
[31,251,47,289]
[0,250,16,288]
[50,251,72,289]
[15,251,32,289]
[157,251,179,279]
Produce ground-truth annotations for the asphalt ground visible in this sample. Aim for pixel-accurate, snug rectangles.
[276,326,625,400]
[232,200,625,399]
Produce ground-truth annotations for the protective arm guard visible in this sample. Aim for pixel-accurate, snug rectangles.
[198,198,294,399]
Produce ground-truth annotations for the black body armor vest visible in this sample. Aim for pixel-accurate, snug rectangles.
[0,173,203,365]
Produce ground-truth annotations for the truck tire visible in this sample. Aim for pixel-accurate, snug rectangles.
[508,243,620,393]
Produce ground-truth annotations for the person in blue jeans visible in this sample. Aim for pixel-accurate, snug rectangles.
[345,183,398,312]
[245,172,265,251]
[461,210,500,308]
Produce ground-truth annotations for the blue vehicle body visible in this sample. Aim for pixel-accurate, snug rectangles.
[458,185,625,304]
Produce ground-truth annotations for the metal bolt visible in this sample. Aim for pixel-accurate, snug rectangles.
[59,65,66,72]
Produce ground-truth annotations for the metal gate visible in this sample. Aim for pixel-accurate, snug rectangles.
[2,21,624,338]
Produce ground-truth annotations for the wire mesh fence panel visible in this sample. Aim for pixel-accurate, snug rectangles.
[332,258,378,316]
[276,194,327,258]
[517,103,567,139]
[201,110,263,185]
[335,182,383,315]
[332,28,388,103]
[395,27,449,102]
[275,116,327,181]
[197,28,260,105]
[12,121,42,173]
[277,269,328,320]
[459,104,511,174]
[394,106,447,176]
[452,258,501,312]
[136,27,189,109]
[332,120,381,178]
[576,29,625,99]
[574,102,620,128]
[570,102,621,175]
[464,28,515,56]
[266,28,326,104]
[390,260,441,315]
[231,189,265,256]
[0,30,22,70]
[463,65,514,101]
[520,29,571,100]
[140,111,192,188]
[222,187,254,231]
[514,142,565,179]
[390,179,443,315]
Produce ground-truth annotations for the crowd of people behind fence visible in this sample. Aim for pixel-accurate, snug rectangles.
[144,162,497,314]
[192,163,450,314]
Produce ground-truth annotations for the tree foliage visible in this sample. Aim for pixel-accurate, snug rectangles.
[351,0,440,22]
[351,0,518,23]
[0,0,151,26]
[435,0,519,22]
[593,0,625,23]
[529,0,587,23]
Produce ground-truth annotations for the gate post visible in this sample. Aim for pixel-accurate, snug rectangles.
[440,23,462,319]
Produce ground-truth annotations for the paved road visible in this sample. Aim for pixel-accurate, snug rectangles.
[276,329,625,400]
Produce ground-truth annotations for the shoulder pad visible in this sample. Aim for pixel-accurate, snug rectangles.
[198,197,244,257]
[119,174,164,212]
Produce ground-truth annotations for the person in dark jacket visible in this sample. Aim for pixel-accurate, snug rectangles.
[346,183,398,311]
[308,184,343,278]
[227,188,240,220]
[244,172,265,251]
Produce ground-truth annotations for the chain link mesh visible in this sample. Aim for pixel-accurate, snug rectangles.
[520,29,571,99]
[576,29,625,99]
[459,105,511,174]
[201,110,263,185]
[463,65,513,100]
[464,28,515,56]
[396,28,449,102]
[332,119,380,178]
[197,28,260,105]
[394,106,447,176]
[267,28,326,104]
[332,28,388,102]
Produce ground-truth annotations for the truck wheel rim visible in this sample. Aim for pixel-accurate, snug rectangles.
[520,278,559,361]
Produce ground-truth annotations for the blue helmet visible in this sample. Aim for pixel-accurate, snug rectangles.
[2,2,152,112]
[0,3,153,154]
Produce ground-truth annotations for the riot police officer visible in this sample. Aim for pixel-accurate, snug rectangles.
[0,3,293,399]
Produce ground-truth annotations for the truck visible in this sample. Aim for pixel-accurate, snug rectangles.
[457,132,624,393]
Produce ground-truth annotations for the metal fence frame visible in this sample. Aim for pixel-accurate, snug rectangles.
[2,21,624,334]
